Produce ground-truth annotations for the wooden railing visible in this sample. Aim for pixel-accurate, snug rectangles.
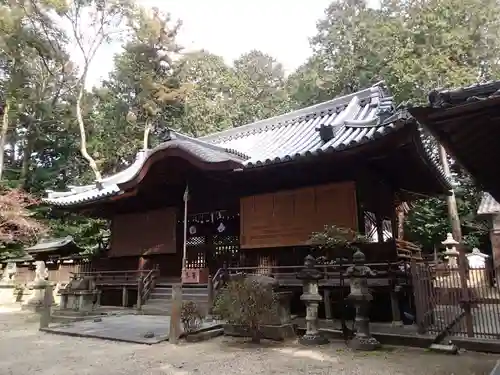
[69,269,156,286]
[396,239,423,260]
[212,260,407,291]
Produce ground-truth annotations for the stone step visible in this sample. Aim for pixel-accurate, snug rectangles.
[152,286,208,294]
[145,299,209,306]
[149,292,208,300]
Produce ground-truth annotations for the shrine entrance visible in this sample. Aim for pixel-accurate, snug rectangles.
[184,210,240,281]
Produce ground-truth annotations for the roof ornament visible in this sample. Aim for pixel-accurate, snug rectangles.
[95,179,103,190]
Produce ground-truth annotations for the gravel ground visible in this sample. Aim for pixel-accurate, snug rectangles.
[0,311,498,375]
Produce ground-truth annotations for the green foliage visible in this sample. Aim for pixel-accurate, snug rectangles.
[310,225,369,251]
[180,300,204,333]
[213,278,278,343]
[405,170,489,252]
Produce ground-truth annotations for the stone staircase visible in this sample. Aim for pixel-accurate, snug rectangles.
[141,282,210,316]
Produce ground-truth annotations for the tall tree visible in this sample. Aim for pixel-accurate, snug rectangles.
[108,6,186,150]
[56,0,133,181]
[174,50,235,136]
[231,50,291,126]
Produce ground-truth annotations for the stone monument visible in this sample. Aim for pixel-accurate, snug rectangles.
[344,249,380,350]
[22,261,53,312]
[59,275,100,313]
[297,255,328,345]
[0,263,17,305]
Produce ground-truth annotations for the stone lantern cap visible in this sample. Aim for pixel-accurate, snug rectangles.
[296,255,323,281]
[442,233,459,246]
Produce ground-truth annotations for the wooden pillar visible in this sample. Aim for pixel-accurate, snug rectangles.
[323,289,332,320]
[491,215,500,287]
[376,213,384,243]
[458,243,474,337]
[207,276,214,314]
[169,284,182,344]
[122,286,128,307]
[39,284,52,329]
[390,278,402,326]
[137,275,144,310]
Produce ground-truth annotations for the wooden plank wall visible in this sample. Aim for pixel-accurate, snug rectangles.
[109,207,177,257]
[240,181,358,249]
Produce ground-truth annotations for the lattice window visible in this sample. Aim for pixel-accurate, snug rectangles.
[212,235,240,267]
[186,236,205,247]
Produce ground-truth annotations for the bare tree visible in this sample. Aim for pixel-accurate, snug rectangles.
[62,0,133,182]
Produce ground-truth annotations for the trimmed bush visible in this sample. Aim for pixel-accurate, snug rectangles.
[180,300,204,333]
[213,278,278,343]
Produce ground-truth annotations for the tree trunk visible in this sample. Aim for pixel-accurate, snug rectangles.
[20,127,35,188]
[0,100,11,181]
[76,80,102,182]
[143,120,152,150]
[397,208,405,240]
[439,145,462,242]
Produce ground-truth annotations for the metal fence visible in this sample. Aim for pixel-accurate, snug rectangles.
[411,256,500,340]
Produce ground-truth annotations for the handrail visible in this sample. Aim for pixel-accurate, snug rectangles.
[141,268,157,301]
[212,259,407,291]
[137,266,159,309]
[70,269,147,276]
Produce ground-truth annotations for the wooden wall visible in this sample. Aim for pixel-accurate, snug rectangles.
[240,181,357,249]
[109,207,177,257]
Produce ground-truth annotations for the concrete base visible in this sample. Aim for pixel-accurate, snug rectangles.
[349,335,381,351]
[298,333,329,346]
[0,284,16,305]
[60,290,100,312]
[490,360,500,375]
[22,284,53,312]
[223,323,296,341]
[185,328,224,342]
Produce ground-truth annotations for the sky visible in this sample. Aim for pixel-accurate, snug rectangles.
[83,0,335,87]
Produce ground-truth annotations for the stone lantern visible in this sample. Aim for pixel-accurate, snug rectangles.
[344,249,380,351]
[296,255,328,345]
[442,233,459,268]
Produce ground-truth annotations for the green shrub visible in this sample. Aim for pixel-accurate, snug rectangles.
[180,300,203,333]
[213,278,278,343]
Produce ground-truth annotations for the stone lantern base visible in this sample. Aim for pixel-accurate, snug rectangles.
[349,335,381,351]
[299,332,329,345]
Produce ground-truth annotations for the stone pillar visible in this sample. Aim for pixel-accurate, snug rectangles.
[344,250,380,351]
[296,255,328,345]
[169,284,182,344]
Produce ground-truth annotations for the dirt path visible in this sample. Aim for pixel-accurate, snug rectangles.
[0,311,497,375]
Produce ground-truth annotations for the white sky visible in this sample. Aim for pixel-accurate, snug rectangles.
[84,0,333,87]
[84,0,381,87]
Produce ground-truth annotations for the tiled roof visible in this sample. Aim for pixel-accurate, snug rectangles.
[44,134,246,207]
[428,80,500,108]
[200,82,396,167]
[412,80,500,203]
[477,192,500,215]
[25,236,75,253]
[44,82,444,207]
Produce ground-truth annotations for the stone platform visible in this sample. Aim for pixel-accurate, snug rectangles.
[41,314,221,345]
